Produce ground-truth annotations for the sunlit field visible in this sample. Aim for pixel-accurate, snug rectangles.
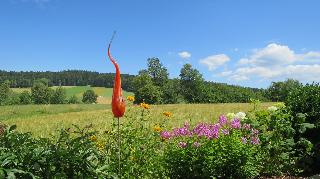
[12,86,134,104]
[1,102,274,138]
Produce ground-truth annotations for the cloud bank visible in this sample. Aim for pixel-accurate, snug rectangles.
[201,43,320,84]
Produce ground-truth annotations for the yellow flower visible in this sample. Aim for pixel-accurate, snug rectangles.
[140,102,150,109]
[90,135,97,142]
[127,96,135,102]
[154,124,162,132]
[96,142,105,151]
[163,111,172,117]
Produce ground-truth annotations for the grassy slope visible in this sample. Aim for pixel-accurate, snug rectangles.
[1,102,274,138]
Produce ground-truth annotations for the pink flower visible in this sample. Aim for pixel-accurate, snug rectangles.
[178,141,187,148]
[231,118,241,129]
[242,123,251,130]
[251,136,260,145]
[160,131,171,139]
[219,115,228,126]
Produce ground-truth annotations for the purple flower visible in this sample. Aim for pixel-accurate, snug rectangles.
[178,141,187,148]
[242,123,251,130]
[231,118,241,129]
[241,137,247,144]
[160,131,171,139]
[219,115,228,126]
[193,141,200,148]
[251,136,260,145]
[222,129,230,135]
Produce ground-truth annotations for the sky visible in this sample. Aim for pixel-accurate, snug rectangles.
[1,0,320,88]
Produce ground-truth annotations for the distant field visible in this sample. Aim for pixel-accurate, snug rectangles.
[11,86,134,104]
[1,102,275,138]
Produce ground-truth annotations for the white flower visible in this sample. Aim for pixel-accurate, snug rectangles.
[268,106,278,111]
[226,113,235,119]
[235,112,246,120]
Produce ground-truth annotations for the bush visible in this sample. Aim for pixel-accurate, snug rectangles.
[68,95,80,104]
[51,86,67,104]
[19,91,32,104]
[31,81,52,104]
[0,81,10,105]
[162,115,263,178]
[82,89,98,104]
[0,125,105,178]
[286,83,320,174]
[135,83,163,104]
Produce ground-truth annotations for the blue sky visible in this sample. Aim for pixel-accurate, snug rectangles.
[1,0,320,88]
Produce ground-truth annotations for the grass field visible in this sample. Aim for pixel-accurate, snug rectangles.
[0,102,275,138]
[11,86,134,104]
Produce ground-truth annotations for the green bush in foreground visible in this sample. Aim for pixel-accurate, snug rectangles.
[286,83,320,174]
[0,125,105,178]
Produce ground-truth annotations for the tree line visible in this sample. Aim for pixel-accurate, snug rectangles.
[0,79,98,106]
[132,58,270,104]
[0,70,134,92]
[0,58,303,105]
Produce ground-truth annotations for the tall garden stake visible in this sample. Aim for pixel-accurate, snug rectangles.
[107,31,126,178]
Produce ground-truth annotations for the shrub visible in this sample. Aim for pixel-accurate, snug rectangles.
[244,104,314,176]
[82,89,98,104]
[135,83,163,104]
[31,81,52,104]
[103,103,165,178]
[162,115,263,178]
[19,90,32,104]
[51,86,67,104]
[286,83,320,174]
[68,95,80,104]
[0,125,106,178]
[0,81,10,105]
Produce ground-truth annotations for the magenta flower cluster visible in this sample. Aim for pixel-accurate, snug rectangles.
[160,114,261,148]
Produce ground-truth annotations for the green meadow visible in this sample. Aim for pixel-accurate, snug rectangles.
[1,102,274,138]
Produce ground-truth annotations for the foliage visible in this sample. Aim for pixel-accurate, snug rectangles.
[31,80,52,104]
[103,103,166,178]
[82,89,98,104]
[0,81,11,105]
[19,90,33,104]
[1,101,318,178]
[50,86,67,104]
[244,104,314,176]
[161,78,184,104]
[147,57,169,87]
[0,125,105,178]
[133,59,268,104]
[162,115,263,178]
[0,70,135,92]
[267,79,301,102]
[136,83,163,104]
[286,82,320,174]
[67,95,80,104]
[179,63,206,103]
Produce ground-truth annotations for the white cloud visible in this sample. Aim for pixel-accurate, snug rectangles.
[239,43,296,66]
[218,43,320,83]
[178,51,191,59]
[199,54,230,71]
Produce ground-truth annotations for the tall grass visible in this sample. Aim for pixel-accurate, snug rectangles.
[1,102,274,138]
